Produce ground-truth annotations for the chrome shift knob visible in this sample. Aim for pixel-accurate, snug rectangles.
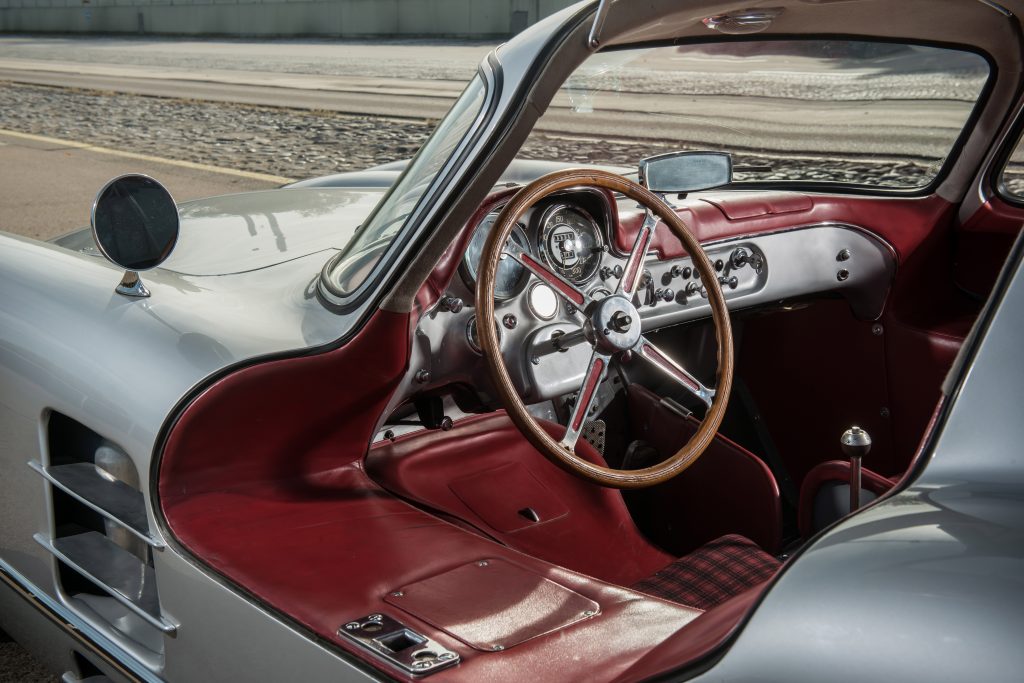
[840,426,872,460]
[841,426,871,514]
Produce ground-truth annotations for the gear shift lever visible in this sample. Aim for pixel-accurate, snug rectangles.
[840,426,872,513]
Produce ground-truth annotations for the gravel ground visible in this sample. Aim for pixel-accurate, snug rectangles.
[0,641,54,682]
[0,82,964,188]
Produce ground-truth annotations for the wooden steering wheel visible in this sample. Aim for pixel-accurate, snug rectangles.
[475,169,734,489]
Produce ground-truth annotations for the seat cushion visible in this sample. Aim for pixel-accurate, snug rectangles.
[631,534,781,609]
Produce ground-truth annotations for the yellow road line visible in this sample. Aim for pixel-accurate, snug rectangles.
[0,128,294,184]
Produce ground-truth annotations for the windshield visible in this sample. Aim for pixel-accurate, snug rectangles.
[326,74,488,296]
[520,40,989,188]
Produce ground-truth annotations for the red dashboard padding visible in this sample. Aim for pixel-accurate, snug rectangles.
[365,412,675,587]
[798,460,897,537]
[625,385,783,555]
[700,192,814,220]
[614,192,953,263]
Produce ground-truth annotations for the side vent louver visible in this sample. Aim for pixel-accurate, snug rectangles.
[30,412,176,653]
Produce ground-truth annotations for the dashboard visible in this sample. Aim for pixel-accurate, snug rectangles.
[383,187,898,440]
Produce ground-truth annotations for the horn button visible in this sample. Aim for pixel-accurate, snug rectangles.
[583,295,642,353]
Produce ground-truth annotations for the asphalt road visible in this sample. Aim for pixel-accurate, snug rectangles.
[0,129,280,240]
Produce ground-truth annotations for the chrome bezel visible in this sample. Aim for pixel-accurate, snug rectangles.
[90,173,179,273]
[527,282,559,321]
[459,215,531,301]
[537,203,604,285]
[466,315,503,355]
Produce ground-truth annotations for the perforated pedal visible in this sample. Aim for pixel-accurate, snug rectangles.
[581,419,606,455]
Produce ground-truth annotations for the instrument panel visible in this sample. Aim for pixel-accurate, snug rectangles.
[460,190,612,299]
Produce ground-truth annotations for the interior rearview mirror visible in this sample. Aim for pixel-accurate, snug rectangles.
[639,151,733,194]
[91,174,179,298]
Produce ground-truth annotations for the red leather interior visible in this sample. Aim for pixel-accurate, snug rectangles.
[383,557,601,651]
[798,460,897,537]
[156,185,979,680]
[737,300,897,483]
[365,412,675,587]
[612,191,953,263]
[610,586,767,683]
[955,198,1024,298]
[625,385,783,554]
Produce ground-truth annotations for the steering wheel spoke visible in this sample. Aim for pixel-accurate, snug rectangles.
[559,351,611,452]
[616,210,657,297]
[634,337,715,408]
[505,240,592,312]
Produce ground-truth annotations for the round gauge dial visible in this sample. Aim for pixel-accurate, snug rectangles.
[461,211,530,299]
[539,205,603,284]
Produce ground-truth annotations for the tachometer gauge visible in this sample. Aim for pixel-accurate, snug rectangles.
[539,205,604,284]
[461,211,530,299]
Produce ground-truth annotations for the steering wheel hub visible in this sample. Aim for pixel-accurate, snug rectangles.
[584,294,641,353]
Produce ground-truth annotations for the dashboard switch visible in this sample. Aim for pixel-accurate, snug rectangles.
[718,275,739,289]
[439,296,464,314]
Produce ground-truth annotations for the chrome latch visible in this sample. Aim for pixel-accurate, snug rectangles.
[338,613,459,676]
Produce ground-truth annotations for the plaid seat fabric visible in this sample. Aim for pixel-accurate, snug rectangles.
[631,534,780,610]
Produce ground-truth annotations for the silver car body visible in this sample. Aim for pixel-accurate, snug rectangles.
[1,0,1023,681]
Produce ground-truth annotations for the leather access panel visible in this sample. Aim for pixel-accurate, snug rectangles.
[449,462,569,533]
[385,557,600,651]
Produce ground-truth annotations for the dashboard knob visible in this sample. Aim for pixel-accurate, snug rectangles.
[600,266,614,280]
[714,259,724,272]
[655,288,675,303]
[439,296,464,314]
[684,281,701,297]
[718,275,739,289]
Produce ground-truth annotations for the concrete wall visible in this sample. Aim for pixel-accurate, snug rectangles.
[0,0,580,38]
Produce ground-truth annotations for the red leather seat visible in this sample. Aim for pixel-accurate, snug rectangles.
[632,534,781,609]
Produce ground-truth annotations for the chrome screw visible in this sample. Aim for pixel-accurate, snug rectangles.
[491,645,505,652]
[477,560,489,567]
[837,269,850,282]
[390,591,404,597]
[872,324,884,336]
[837,248,851,261]
[343,622,360,631]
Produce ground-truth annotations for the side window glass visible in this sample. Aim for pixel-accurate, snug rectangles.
[1000,131,1024,199]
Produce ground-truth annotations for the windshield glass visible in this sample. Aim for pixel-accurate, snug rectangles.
[326,75,487,295]
[519,40,988,188]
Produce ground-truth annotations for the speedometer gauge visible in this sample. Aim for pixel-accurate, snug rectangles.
[461,211,530,300]
[539,205,603,284]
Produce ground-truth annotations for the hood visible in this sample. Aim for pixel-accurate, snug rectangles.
[54,186,385,277]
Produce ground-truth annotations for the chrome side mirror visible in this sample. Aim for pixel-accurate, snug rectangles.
[91,174,179,298]
[639,151,733,195]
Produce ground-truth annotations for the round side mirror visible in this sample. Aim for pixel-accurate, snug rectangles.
[91,174,179,297]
